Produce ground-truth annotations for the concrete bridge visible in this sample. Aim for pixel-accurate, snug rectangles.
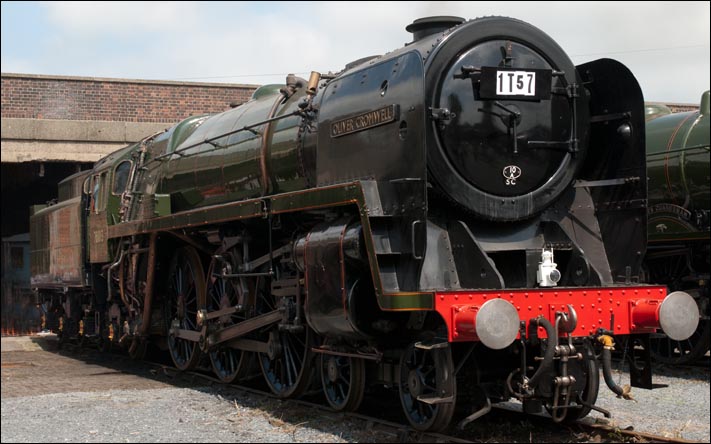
[1,73,257,237]
[1,117,168,163]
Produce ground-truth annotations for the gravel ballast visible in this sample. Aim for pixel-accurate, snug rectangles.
[586,364,710,442]
[2,336,708,442]
[1,386,389,443]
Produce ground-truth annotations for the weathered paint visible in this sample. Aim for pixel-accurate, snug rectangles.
[30,196,85,287]
[105,180,434,311]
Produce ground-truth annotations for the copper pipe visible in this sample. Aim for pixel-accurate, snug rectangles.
[307,71,320,96]
[139,232,157,336]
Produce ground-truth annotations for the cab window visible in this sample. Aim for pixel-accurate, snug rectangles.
[91,172,108,213]
[83,176,92,195]
[83,176,93,211]
[112,161,131,195]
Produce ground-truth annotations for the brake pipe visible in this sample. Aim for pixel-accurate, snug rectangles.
[525,316,557,390]
[598,334,626,398]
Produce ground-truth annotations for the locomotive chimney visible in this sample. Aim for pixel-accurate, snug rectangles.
[406,16,465,42]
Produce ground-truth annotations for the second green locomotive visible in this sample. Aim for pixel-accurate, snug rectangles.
[645,91,710,363]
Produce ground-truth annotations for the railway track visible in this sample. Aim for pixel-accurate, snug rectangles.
[46,338,706,443]
[157,363,474,443]
[150,357,697,443]
[486,404,699,444]
[580,420,699,444]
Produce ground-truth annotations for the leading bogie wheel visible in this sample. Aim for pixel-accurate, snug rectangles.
[320,346,366,412]
[165,246,206,371]
[398,341,456,432]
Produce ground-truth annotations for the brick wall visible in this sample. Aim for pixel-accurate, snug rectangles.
[644,101,699,114]
[667,104,699,113]
[1,73,258,123]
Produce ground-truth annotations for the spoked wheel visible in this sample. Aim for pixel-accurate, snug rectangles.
[165,246,206,371]
[399,342,456,432]
[650,318,709,365]
[256,276,314,398]
[260,327,314,398]
[206,252,254,383]
[320,345,366,411]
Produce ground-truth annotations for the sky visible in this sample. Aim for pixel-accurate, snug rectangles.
[1,1,709,104]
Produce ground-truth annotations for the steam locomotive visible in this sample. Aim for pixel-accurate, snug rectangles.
[30,16,699,431]
[645,91,710,364]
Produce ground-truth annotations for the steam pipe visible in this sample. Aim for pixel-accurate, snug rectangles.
[139,232,157,337]
[106,246,127,302]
